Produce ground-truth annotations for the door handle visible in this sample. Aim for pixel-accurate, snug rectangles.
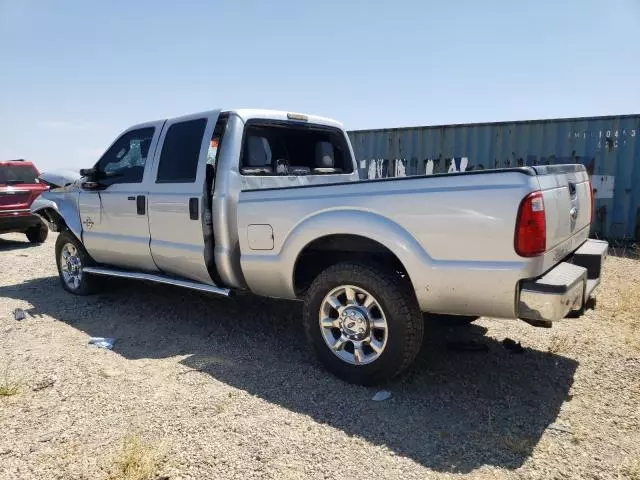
[189,198,199,220]
[570,206,578,220]
[136,195,146,215]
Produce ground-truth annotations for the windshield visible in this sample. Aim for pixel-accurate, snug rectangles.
[0,164,40,185]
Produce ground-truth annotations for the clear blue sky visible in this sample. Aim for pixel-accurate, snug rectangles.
[1,0,638,171]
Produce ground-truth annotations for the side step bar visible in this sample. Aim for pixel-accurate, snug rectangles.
[82,267,231,296]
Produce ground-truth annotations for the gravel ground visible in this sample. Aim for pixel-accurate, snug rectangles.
[1,232,639,480]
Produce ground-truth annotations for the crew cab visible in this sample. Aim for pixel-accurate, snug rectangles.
[0,159,49,243]
[31,109,608,384]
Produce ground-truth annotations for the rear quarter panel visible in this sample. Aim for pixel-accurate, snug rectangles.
[237,171,553,318]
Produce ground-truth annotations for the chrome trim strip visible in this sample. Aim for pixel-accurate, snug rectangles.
[82,267,231,296]
[0,208,31,214]
[0,190,29,194]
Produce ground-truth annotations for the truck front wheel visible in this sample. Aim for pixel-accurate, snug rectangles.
[55,231,99,295]
[303,262,424,385]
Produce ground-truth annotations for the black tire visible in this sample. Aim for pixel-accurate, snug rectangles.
[303,262,424,385]
[25,222,48,244]
[55,231,99,295]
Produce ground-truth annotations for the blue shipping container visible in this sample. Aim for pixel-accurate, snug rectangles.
[348,114,640,240]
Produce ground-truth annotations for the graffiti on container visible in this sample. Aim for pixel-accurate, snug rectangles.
[363,157,471,178]
[447,157,469,173]
[366,159,388,179]
[359,153,598,179]
[357,125,638,179]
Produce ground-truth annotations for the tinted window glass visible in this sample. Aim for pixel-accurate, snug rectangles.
[156,119,207,183]
[0,165,39,185]
[240,123,353,176]
[96,127,155,184]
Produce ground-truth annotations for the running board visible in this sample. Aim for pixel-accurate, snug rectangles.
[82,267,231,296]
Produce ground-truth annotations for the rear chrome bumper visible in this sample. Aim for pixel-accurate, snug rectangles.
[518,239,608,324]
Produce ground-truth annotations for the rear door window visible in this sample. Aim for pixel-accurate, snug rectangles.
[156,118,208,183]
[0,164,39,185]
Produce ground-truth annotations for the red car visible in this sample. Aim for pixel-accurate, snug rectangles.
[0,159,49,243]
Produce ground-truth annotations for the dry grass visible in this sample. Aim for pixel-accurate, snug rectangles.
[621,457,640,480]
[615,283,640,319]
[597,258,640,351]
[0,362,20,397]
[0,384,19,397]
[107,433,163,480]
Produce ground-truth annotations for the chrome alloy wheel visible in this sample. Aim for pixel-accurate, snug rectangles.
[60,243,83,290]
[319,285,389,365]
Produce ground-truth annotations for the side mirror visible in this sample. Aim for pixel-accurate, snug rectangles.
[79,168,96,178]
[79,168,105,190]
[81,181,103,191]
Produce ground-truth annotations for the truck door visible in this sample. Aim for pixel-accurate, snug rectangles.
[80,122,164,270]
[147,111,221,285]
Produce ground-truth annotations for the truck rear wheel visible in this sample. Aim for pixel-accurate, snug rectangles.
[303,262,423,385]
[55,231,99,295]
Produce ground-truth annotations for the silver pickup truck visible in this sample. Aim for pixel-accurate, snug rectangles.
[32,109,608,384]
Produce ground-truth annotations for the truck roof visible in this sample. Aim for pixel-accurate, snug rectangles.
[229,109,344,130]
[131,109,344,131]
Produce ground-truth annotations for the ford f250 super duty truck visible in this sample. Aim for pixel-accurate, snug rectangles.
[31,109,608,385]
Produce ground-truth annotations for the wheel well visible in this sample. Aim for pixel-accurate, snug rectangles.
[37,208,68,232]
[293,234,412,296]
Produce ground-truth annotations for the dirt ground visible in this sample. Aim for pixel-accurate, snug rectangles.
[1,232,639,480]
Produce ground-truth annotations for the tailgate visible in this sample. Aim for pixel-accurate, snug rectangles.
[533,165,592,252]
[0,185,47,212]
[0,187,32,209]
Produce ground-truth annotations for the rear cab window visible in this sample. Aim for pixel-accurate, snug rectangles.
[0,163,40,185]
[240,121,353,177]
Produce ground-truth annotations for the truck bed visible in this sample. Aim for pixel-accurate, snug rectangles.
[236,165,592,319]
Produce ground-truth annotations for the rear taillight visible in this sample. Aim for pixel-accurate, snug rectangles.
[588,178,595,224]
[515,191,546,257]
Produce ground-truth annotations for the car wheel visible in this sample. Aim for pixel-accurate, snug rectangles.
[303,262,424,385]
[55,231,99,295]
[25,222,48,244]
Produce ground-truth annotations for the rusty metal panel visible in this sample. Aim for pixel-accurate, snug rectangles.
[348,114,640,240]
